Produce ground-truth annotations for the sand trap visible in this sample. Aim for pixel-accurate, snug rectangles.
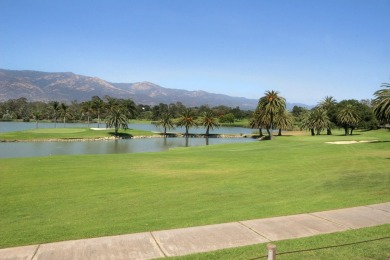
[90,128,112,131]
[325,140,379,144]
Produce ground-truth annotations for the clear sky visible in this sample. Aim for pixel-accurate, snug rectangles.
[1,0,389,105]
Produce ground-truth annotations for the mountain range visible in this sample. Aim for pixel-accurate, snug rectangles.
[0,69,306,110]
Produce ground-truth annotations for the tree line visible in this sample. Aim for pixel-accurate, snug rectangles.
[250,83,389,139]
[0,95,252,135]
[1,83,389,137]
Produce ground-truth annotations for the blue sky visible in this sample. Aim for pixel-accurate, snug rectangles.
[1,0,389,105]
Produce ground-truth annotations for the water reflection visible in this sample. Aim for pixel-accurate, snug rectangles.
[0,137,255,158]
[0,121,254,135]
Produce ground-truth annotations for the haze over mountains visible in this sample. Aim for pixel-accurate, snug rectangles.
[0,69,305,110]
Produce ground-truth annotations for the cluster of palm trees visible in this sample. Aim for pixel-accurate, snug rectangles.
[250,84,390,139]
[154,108,220,136]
[47,97,137,135]
[250,90,293,140]
[299,96,364,136]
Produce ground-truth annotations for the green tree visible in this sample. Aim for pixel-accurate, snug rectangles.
[200,110,219,136]
[337,104,360,135]
[176,108,197,136]
[300,110,315,136]
[60,103,69,127]
[337,100,376,130]
[318,96,337,135]
[219,113,235,124]
[105,108,129,136]
[31,110,41,128]
[250,108,270,137]
[373,83,390,124]
[310,108,331,135]
[92,96,104,128]
[274,110,294,136]
[155,112,175,136]
[82,101,94,127]
[257,90,286,140]
[51,101,60,128]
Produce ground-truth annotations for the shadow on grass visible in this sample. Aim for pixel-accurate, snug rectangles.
[366,140,390,144]
[108,132,133,139]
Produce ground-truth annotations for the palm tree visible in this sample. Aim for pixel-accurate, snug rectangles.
[300,111,316,136]
[31,111,41,128]
[311,108,331,135]
[274,110,294,136]
[155,112,175,136]
[60,103,69,127]
[200,110,219,136]
[373,83,390,124]
[51,101,60,128]
[176,108,197,136]
[337,104,360,135]
[105,108,129,136]
[122,99,137,120]
[250,108,270,137]
[319,96,337,135]
[300,108,331,135]
[257,90,286,140]
[82,101,94,127]
[92,96,104,128]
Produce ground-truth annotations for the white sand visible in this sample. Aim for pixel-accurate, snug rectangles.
[90,128,112,131]
[325,140,379,144]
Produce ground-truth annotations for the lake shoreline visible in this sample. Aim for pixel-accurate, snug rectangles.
[0,134,257,142]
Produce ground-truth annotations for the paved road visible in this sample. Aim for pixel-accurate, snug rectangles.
[1,202,389,260]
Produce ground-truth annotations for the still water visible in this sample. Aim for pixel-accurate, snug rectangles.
[0,122,256,158]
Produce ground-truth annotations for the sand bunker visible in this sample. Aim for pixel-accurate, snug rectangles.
[90,128,112,131]
[325,140,379,144]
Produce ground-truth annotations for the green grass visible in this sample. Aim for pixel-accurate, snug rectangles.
[0,127,154,141]
[168,224,390,260]
[0,129,389,249]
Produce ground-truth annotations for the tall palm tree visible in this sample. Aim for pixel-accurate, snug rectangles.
[319,96,337,135]
[373,83,390,124]
[31,111,41,128]
[257,90,286,140]
[200,110,219,136]
[60,103,69,127]
[51,101,60,128]
[92,96,104,128]
[105,108,129,136]
[337,104,360,135]
[176,108,197,136]
[155,112,175,136]
[82,101,94,127]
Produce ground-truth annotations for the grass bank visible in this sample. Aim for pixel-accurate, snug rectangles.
[0,130,389,248]
[0,127,154,141]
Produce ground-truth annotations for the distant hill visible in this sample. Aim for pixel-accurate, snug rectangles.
[0,69,307,110]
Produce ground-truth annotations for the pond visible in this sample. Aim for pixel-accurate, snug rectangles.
[0,122,257,158]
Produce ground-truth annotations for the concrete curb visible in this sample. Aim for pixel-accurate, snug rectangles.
[1,202,389,260]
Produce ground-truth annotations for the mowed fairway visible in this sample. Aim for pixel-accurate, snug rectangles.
[0,130,389,248]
